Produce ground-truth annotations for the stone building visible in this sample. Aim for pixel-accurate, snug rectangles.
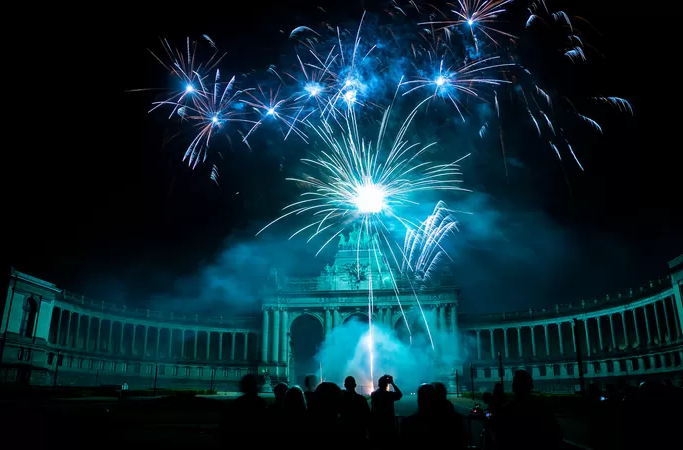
[2,237,682,392]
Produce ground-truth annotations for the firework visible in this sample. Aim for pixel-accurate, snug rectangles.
[419,0,516,51]
[401,56,514,121]
[255,96,469,258]
[400,201,459,283]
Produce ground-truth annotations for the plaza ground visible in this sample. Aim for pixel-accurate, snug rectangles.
[1,392,589,448]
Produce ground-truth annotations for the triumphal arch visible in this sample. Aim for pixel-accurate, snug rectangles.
[259,229,460,384]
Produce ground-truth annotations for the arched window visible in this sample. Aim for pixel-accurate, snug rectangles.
[19,296,38,338]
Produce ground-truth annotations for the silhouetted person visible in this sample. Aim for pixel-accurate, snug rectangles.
[433,381,466,449]
[310,382,342,439]
[370,374,403,446]
[282,386,308,441]
[222,374,267,442]
[402,383,451,446]
[340,376,370,444]
[269,382,288,412]
[496,370,561,450]
[267,382,289,442]
[304,374,319,411]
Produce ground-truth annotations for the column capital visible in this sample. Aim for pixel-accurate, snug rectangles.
[543,323,548,328]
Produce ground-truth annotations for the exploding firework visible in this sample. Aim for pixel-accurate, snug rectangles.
[255,97,469,259]
[400,201,460,283]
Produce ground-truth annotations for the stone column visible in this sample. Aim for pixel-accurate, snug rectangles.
[333,308,340,329]
[96,319,102,352]
[143,326,149,359]
[55,308,62,345]
[243,332,249,360]
[530,326,537,357]
[193,330,198,359]
[325,308,332,337]
[261,308,270,362]
[632,309,641,347]
[490,330,495,357]
[439,307,446,332]
[653,301,663,344]
[280,309,289,364]
[206,331,211,360]
[543,325,550,356]
[181,329,186,358]
[503,328,509,358]
[168,329,173,358]
[75,314,81,349]
[571,321,577,354]
[65,311,72,348]
[583,319,591,356]
[558,322,564,355]
[108,320,113,353]
[609,315,617,350]
[450,305,458,336]
[620,312,629,348]
[643,306,652,345]
[596,317,604,351]
[476,330,482,360]
[85,316,92,352]
[670,277,683,340]
[131,324,137,355]
[272,309,281,363]
[516,327,522,358]
[231,332,236,360]
[155,327,160,358]
[218,332,223,359]
[662,298,672,342]
[119,323,125,354]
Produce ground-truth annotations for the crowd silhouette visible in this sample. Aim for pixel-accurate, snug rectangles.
[220,369,682,449]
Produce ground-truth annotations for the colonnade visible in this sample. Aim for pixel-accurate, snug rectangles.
[49,306,252,362]
[466,295,683,361]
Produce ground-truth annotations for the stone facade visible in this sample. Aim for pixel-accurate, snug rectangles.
[2,247,682,393]
[0,272,259,390]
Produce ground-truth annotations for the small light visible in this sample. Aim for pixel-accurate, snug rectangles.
[212,116,219,124]
[267,108,275,115]
[467,19,474,26]
[186,84,194,93]
[436,76,446,86]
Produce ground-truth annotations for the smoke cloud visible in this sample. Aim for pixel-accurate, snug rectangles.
[314,308,467,394]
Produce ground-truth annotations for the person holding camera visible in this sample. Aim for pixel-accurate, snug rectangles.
[370,374,403,445]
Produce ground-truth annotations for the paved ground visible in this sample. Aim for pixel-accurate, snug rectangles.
[2,393,588,448]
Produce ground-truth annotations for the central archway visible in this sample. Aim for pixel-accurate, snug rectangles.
[289,313,324,387]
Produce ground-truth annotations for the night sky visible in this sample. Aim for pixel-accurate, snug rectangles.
[6,1,677,315]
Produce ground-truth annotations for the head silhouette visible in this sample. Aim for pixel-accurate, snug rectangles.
[432,382,447,400]
[304,374,319,392]
[273,382,288,402]
[284,386,307,414]
[344,376,357,391]
[240,374,259,396]
[512,370,533,398]
[417,383,437,414]
[315,382,342,416]
[378,375,390,390]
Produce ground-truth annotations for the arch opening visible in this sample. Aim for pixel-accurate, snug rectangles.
[289,314,324,387]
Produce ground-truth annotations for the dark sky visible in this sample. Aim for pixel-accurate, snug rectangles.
[6,1,677,314]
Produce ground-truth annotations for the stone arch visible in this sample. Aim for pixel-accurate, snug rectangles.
[288,311,324,333]
[341,311,381,324]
